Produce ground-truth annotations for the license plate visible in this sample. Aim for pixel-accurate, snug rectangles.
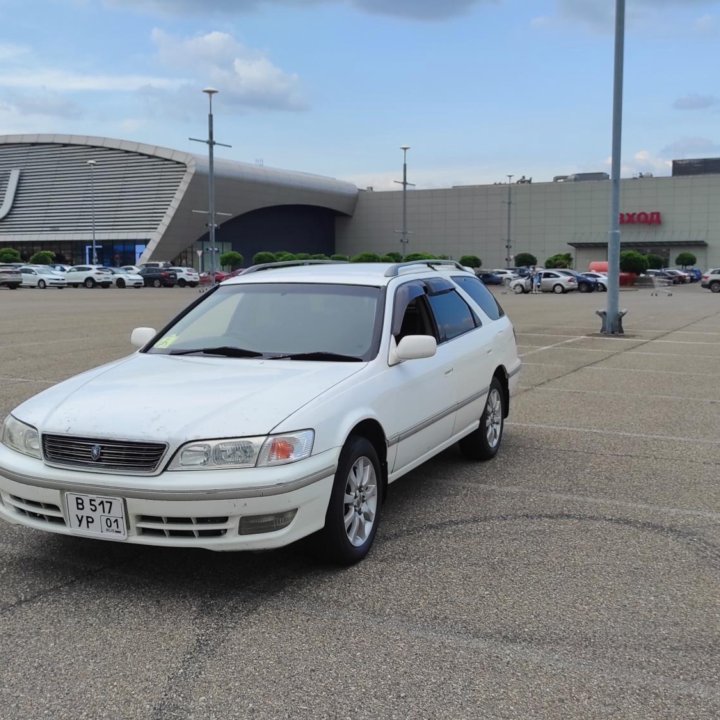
[65,493,127,540]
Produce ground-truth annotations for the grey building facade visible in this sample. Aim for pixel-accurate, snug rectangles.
[1,134,718,271]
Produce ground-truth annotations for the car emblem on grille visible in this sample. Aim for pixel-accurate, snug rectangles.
[90,444,102,461]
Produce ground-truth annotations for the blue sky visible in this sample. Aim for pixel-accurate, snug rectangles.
[1,0,719,189]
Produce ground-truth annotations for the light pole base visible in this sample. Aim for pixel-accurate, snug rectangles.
[596,309,627,335]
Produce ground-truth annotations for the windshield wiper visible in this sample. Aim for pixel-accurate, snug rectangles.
[267,351,363,362]
[167,346,263,357]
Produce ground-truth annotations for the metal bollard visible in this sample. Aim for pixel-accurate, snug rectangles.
[596,308,627,335]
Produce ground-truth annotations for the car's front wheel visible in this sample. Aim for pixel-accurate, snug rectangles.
[321,435,381,565]
[117,278,125,288]
[459,377,505,461]
[37,279,46,289]
[710,281,720,293]
[177,278,187,287]
[84,278,95,288]
[513,284,525,294]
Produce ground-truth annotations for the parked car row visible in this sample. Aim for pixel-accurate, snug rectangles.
[0,263,202,289]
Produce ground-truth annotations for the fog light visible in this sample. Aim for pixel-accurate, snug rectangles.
[238,510,297,535]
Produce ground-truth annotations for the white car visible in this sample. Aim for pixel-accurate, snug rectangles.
[510,270,577,294]
[121,265,141,274]
[169,266,200,288]
[65,265,113,288]
[582,271,608,291]
[107,267,144,289]
[0,260,521,564]
[18,265,67,289]
[491,269,520,281]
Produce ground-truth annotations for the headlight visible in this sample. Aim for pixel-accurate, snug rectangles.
[1,415,42,459]
[168,430,314,471]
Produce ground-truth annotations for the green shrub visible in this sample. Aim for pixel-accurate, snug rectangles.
[351,252,382,263]
[0,247,21,263]
[404,252,436,261]
[275,252,297,262]
[620,250,648,275]
[29,250,55,265]
[675,251,697,268]
[459,255,481,268]
[331,254,349,262]
[294,253,311,260]
[252,251,277,264]
[645,253,664,269]
[545,252,573,269]
[310,253,330,260]
[220,251,244,269]
[514,252,537,268]
[383,252,403,262]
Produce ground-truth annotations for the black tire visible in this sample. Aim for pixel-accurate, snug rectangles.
[320,435,382,565]
[189,282,198,288]
[72,283,79,288]
[8,284,19,290]
[84,278,95,288]
[37,279,46,289]
[513,284,525,295]
[117,279,125,289]
[177,278,187,287]
[710,281,720,293]
[553,284,564,294]
[458,377,505,461]
[152,278,161,288]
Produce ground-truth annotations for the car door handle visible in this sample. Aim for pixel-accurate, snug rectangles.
[444,368,454,376]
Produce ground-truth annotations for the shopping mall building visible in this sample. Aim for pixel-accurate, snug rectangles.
[1,134,719,271]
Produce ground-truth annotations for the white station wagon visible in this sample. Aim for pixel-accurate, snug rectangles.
[0,260,521,564]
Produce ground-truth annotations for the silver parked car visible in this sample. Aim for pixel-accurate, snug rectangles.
[510,270,577,294]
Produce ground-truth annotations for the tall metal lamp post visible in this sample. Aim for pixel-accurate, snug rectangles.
[394,145,414,258]
[505,174,513,268]
[190,87,230,285]
[86,159,98,264]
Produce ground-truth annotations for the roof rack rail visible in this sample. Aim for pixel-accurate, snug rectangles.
[384,259,466,277]
[240,259,348,275]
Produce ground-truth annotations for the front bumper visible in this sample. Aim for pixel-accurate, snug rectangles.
[0,444,339,551]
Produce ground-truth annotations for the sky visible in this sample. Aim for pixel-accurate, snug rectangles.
[1,0,719,190]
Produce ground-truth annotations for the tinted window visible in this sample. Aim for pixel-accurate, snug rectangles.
[451,275,505,321]
[427,290,477,342]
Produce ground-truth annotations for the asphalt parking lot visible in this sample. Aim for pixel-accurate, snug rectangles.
[1,282,719,719]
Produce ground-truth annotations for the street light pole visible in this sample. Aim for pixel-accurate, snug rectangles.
[505,174,513,268]
[190,88,231,286]
[394,145,414,259]
[86,160,98,265]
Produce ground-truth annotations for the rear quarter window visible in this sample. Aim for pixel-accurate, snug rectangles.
[451,275,505,321]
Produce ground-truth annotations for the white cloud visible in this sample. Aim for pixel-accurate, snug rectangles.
[151,29,307,110]
[0,69,184,92]
[673,94,719,110]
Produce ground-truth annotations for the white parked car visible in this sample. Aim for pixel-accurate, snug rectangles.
[169,266,200,287]
[581,271,608,291]
[491,269,520,282]
[18,265,67,289]
[107,267,144,289]
[0,260,521,564]
[121,265,142,274]
[65,265,113,288]
[510,270,577,294]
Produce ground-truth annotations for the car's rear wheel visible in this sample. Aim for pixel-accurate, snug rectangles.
[710,281,720,293]
[578,283,589,293]
[553,284,564,294]
[459,377,505,461]
[117,278,125,288]
[152,278,162,288]
[37,279,46,289]
[321,435,381,565]
[84,278,95,288]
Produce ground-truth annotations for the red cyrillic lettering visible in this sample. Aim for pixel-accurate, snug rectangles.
[649,211,661,224]
[626,213,637,224]
[637,212,649,223]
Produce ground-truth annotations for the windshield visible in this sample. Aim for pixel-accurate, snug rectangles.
[147,282,383,361]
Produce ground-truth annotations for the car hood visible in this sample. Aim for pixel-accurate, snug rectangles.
[14,353,366,443]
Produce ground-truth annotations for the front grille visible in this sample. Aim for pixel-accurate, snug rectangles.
[3,494,66,526]
[136,515,230,538]
[42,435,167,473]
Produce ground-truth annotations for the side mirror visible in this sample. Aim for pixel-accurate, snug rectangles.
[130,327,156,348]
[395,335,437,361]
